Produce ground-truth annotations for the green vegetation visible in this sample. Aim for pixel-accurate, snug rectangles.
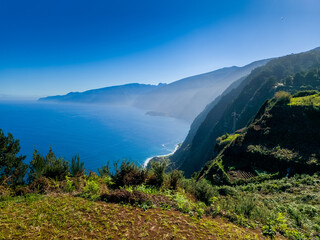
[216,133,240,151]
[274,91,292,104]
[210,174,320,239]
[0,129,27,186]
[29,147,70,182]
[200,90,320,185]
[1,150,319,239]
[289,92,320,106]
[70,155,85,177]
[171,48,320,177]
[0,194,275,240]
[2,87,320,238]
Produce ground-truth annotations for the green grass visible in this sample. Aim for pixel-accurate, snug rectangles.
[210,174,320,239]
[289,93,320,106]
[0,194,276,240]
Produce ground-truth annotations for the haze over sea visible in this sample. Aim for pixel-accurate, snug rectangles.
[0,101,189,172]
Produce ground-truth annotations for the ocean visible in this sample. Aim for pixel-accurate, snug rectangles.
[0,101,189,172]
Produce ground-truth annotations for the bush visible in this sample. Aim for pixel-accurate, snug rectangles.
[275,91,292,104]
[70,155,84,177]
[194,179,216,205]
[234,194,257,217]
[27,177,56,194]
[29,147,69,182]
[112,159,147,188]
[98,163,110,177]
[101,189,151,206]
[81,177,100,200]
[218,185,237,196]
[167,170,184,190]
[148,160,168,188]
[172,191,195,214]
[64,176,75,193]
[0,185,13,200]
[0,129,27,185]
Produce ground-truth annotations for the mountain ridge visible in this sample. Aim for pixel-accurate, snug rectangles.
[169,47,320,176]
[39,60,269,122]
[39,83,159,105]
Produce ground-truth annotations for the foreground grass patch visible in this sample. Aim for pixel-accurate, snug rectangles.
[0,194,283,239]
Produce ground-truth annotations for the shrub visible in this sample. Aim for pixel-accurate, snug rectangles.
[148,160,168,188]
[81,178,100,200]
[112,159,147,188]
[0,185,13,200]
[167,170,184,190]
[70,155,84,177]
[98,163,111,177]
[218,185,237,196]
[194,179,216,205]
[262,222,277,238]
[234,194,256,217]
[29,147,69,182]
[134,184,159,195]
[275,91,292,104]
[0,129,27,185]
[172,191,195,214]
[101,189,151,206]
[288,206,303,227]
[64,176,75,193]
[27,177,56,194]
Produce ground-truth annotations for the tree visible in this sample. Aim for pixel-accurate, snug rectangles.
[149,160,169,187]
[28,147,69,181]
[28,148,46,183]
[70,155,84,177]
[0,129,27,185]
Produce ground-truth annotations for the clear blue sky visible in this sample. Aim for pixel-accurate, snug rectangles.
[1,0,320,98]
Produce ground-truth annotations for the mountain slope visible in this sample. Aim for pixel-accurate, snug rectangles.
[170,47,320,176]
[199,91,320,184]
[40,60,269,123]
[134,59,269,122]
[39,83,159,105]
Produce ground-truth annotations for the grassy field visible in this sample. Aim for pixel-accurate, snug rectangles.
[0,193,284,240]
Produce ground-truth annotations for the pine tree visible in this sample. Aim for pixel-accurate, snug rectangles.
[0,129,27,185]
[70,155,84,177]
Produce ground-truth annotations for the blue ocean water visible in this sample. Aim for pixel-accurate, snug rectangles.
[0,101,189,172]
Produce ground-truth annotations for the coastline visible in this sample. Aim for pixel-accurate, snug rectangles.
[144,144,180,167]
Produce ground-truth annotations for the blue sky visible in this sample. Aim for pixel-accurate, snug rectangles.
[1,0,320,98]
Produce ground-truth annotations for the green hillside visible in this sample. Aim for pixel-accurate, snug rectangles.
[199,90,320,185]
[170,48,320,176]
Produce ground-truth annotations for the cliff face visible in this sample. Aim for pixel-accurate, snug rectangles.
[199,92,320,184]
[170,47,320,177]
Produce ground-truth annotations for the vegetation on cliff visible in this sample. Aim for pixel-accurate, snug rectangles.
[199,90,320,185]
[171,48,320,176]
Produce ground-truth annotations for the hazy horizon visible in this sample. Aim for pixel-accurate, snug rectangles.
[1,0,320,98]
